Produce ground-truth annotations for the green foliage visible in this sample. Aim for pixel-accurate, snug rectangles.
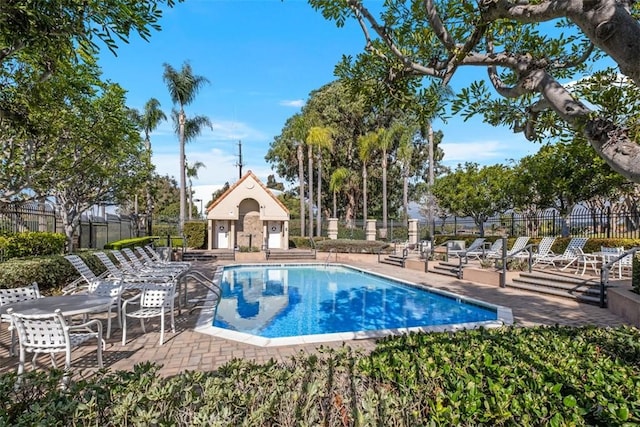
[104,237,155,250]
[633,255,640,294]
[183,222,206,249]
[0,232,66,260]
[0,253,103,293]
[288,236,327,249]
[2,327,640,425]
[315,239,390,254]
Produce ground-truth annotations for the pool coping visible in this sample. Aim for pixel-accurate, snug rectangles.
[194,262,514,347]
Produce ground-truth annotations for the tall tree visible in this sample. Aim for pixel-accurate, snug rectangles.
[138,98,167,235]
[186,160,206,220]
[306,126,334,237]
[163,62,209,235]
[311,0,640,184]
[357,130,380,225]
[432,163,512,237]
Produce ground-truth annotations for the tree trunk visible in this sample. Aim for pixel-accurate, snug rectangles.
[297,143,305,237]
[178,109,186,236]
[316,152,322,237]
[362,163,368,225]
[307,145,313,237]
[381,149,388,234]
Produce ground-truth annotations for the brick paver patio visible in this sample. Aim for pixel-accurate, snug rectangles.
[0,257,631,379]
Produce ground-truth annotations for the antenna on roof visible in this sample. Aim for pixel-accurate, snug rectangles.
[236,140,243,179]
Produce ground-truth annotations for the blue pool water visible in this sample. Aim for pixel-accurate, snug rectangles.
[213,264,500,339]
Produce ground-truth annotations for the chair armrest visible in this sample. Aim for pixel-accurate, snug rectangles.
[121,293,142,312]
[68,318,103,335]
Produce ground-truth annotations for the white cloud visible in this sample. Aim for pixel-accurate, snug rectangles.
[279,99,305,108]
[440,138,538,167]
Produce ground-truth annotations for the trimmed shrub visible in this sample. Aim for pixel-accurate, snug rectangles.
[1,326,640,425]
[184,222,206,249]
[0,232,65,260]
[315,239,391,254]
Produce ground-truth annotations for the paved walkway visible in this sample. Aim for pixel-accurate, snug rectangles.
[0,258,631,379]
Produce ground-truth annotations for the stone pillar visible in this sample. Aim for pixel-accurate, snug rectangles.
[283,220,290,249]
[365,219,377,241]
[408,219,418,245]
[230,221,236,250]
[327,218,338,240]
[207,220,213,250]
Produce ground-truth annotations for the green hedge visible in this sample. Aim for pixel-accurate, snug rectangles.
[1,326,639,425]
[315,239,391,254]
[0,232,65,260]
[184,222,206,249]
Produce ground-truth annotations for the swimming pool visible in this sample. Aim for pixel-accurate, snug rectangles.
[194,263,512,346]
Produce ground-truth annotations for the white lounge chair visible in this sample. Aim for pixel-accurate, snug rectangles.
[534,237,588,270]
[488,236,530,259]
[528,237,557,264]
[466,239,503,260]
[449,238,486,262]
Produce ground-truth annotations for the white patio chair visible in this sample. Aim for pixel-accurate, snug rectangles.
[7,308,103,376]
[124,248,188,276]
[121,281,177,346]
[529,237,557,265]
[87,279,123,339]
[64,255,108,286]
[487,236,530,259]
[448,238,486,262]
[134,247,190,273]
[600,247,632,278]
[0,282,42,356]
[466,239,503,260]
[534,237,589,270]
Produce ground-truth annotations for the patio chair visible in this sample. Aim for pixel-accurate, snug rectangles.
[533,237,589,270]
[599,246,632,278]
[125,248,188,275]
[487,236,530,259]
[145,245,191,267]
[7,308,103,376]
[87,279,123,339]
[121,281,178,346]
[0,282,41,356]
[64,255,108,286]
[528,237,557,265]
[448,238,486,263]
[466,239,503,260]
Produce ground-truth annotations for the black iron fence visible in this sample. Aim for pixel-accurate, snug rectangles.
[0,202,142,249]
[290,206,640,241]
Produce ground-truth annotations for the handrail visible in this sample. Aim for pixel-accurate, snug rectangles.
[182,269,223,316]
[325,248,336,266]
[309,238,317,256]
[600,246,639,308]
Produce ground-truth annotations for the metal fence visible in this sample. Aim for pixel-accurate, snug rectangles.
[291,205,640,241]
[0,202,141,249]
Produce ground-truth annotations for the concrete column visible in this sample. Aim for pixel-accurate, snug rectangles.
[366,219,377,241]
[283,221,290,249]
[207,220,213,250]
[327,218,338,240]
[230,221,236,250]
[408,219,418,245]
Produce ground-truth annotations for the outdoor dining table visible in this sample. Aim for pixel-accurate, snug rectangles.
[0,294,114,318]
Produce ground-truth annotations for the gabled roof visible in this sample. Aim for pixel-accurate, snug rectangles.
[206,170,289,214]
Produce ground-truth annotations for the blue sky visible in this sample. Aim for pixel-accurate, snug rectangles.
[98,0,541,204]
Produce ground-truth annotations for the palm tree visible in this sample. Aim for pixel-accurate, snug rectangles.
[397,125,415,226]
[289,114,308,237]
[162,62,209,235]
[357,130,381,226]
[306,126,333,237]
[329,167,350,218]
[376,124,400,238]
[171,109,212,221]
[186,160,206,219]
[139,98,166,236]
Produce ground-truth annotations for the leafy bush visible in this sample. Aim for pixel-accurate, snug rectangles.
[0,232,65,260]
[0,252,105,294]
[184,222,206,249]
[1,326,640,425]
[104,237,154,250]
[315,239,391,254]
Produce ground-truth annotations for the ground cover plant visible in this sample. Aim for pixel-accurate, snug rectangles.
[1,325,639,425]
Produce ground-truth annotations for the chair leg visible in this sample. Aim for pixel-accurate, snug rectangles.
[159,312,165,346]
[121,316,127,345]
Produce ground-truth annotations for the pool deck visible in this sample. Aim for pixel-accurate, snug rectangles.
[0,257,632,379]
